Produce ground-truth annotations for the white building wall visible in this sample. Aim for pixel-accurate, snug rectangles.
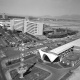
[36,23,43,35]
[9,19,14,30]
[9,19,24,31]
[26,21,43,35]
[23,19,27,33]
[7,19,43,35]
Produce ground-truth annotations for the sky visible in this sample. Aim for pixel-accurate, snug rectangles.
[0,0,80,17]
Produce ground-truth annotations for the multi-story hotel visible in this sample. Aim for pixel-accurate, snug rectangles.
[8,19,43,35]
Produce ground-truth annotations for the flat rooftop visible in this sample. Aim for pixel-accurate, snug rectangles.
[50,38,80,54]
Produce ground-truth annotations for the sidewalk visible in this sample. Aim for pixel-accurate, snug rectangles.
[68,66,80,80]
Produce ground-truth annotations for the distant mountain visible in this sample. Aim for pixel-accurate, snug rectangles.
[54,15,80,20]
[40,15,53,18]
[0,13,80,21]
[41,15,80,20]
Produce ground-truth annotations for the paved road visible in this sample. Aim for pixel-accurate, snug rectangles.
[36,60,80,80]
[2,53,80,80]
[0,60,7,80]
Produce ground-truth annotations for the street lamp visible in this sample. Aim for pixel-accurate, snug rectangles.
[17,43,28,78]
[17,53,28,78]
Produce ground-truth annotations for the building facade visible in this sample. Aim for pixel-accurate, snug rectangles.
[26,21,43,35]
[9,19,43,35]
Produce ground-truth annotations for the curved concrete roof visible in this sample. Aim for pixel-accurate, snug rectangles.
[38,49,58,62]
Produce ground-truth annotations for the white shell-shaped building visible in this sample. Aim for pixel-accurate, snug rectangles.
[38,38,80,62]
